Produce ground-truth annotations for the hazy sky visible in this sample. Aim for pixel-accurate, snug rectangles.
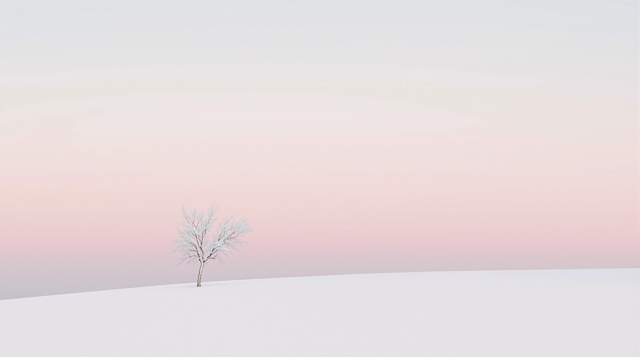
[1,0,637,299]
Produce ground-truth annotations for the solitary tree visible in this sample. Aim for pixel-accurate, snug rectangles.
[174,206,251,287]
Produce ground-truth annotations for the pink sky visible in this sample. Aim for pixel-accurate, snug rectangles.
[0,1,637,298]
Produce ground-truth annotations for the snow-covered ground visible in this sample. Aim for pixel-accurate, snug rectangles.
[0,269,637,356]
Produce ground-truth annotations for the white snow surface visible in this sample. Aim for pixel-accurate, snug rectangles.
[0,269,638,356]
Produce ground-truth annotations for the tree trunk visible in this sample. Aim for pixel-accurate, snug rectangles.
[197,261,204,287]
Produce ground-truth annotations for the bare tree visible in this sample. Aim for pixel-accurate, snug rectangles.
[174,206,251,287]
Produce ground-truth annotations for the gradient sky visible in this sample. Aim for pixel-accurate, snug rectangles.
[1,0,638,299]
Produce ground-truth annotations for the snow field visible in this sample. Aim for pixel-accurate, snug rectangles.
[0,269,637,356]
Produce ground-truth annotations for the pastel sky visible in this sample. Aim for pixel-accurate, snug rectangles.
[1,0,638,299]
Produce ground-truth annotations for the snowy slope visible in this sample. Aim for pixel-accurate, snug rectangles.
[0,269,637,357]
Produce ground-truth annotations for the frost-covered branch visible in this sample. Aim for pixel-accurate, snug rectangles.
[205,217,250,263]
